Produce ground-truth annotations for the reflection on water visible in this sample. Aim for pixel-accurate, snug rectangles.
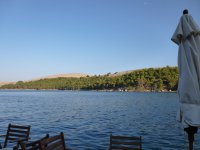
[0,90,198,150]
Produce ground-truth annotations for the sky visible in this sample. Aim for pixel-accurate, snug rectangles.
[0,0,200,82]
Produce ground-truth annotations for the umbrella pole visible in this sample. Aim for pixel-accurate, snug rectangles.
[188,132,194,150]
[184,126,198,150]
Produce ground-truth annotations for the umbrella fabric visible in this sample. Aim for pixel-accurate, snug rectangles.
[171,14,200,128]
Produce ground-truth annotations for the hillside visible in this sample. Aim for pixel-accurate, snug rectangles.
[0,74,88,87]
[0,82,14,87]
[0,66,178,91]
[31,73,89,81]
[108,69,145,77]
[44,73,89,78]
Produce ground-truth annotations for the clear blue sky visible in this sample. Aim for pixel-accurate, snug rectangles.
[0,0,200,82]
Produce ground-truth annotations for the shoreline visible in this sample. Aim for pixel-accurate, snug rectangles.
[0,88,177,93]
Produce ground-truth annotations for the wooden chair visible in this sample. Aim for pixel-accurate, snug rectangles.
[109,134,142,150]
[0,123,31,148]
[18,134,49,150]
[40,132,67,150]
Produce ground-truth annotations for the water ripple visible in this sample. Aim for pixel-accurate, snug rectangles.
[0,90,199,149]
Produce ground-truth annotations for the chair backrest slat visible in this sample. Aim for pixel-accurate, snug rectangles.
[111,145,141,150]
[9,125,30,130]
[7,137,19,141]
[112,141,141,146]
[111,135,141,140]
[8,133,29,138]
[9,129,29,134]
[109,134,142,150]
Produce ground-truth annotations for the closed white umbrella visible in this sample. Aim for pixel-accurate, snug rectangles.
[171,9,200,150]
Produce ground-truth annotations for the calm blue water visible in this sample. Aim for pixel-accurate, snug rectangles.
[0,90,199,150]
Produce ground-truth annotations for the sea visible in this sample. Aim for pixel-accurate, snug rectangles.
[0,90,199,150]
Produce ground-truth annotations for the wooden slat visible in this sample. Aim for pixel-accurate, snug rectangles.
[111,146,141,150]
[110,135,142,150]
[8,133,28,138]
[10,129,29,134]
[10,124,30,130]
[112,136,141,140]
[7,137,19,141]
[43,135,60,144]
[112,141,141,146]
[7,138,28,144]
[46,140,63,150]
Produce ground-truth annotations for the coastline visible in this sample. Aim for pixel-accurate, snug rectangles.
[0,88,177,93]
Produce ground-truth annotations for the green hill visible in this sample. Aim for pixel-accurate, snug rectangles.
[0,66,178,92]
